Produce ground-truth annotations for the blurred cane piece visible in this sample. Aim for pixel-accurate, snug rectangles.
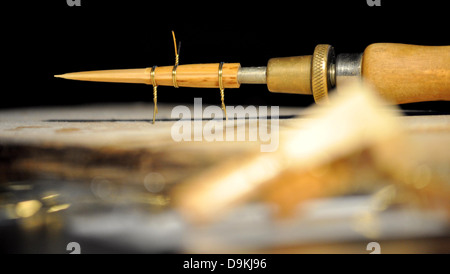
[173,82,437,223]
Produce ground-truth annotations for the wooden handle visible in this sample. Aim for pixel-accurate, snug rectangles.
[362,43,450,104]
[146,63,241,88]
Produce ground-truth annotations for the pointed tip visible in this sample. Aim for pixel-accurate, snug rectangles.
[54,73,80,80]
[52,69,150,84]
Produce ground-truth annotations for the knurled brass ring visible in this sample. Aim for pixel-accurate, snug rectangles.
[311,44,334,104]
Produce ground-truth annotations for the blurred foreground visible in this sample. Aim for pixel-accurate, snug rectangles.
[0,83,449,253]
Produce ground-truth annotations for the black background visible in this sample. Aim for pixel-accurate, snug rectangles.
[1,0,449,257]
[4,0,449,111]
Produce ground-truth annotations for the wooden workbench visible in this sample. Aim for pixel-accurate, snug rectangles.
[0,102,449,253]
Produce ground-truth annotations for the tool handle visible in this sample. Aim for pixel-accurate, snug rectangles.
[362,43,450,104]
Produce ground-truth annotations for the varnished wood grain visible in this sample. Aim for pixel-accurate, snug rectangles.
[362,43,450,104]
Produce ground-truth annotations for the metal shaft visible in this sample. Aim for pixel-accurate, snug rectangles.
[237,52,363,101]
[237,67,267,84]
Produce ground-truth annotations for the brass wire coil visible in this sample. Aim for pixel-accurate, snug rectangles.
[218,62,228,120]
[172,31,180,88]
[151,65,158,124]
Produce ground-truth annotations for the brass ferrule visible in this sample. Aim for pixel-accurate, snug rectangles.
[266,55,313,95]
